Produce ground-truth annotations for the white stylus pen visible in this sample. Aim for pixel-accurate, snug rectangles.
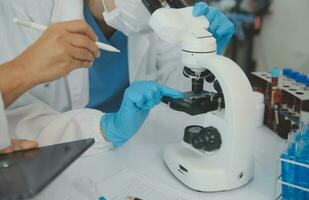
[13,18,120,53]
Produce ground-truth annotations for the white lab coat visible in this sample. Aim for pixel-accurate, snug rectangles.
[1,0,111,152]
[128,33,190,90]
[0,0,189,149]
[0,93,10,150]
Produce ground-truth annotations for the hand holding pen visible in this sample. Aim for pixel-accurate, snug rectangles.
[11,19,119,85]
[14,18,120,53]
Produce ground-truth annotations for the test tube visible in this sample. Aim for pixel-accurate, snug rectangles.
[288,129,297,155]
[271,68,281,128]
[294,128,309,199]
[284,129,297,199]
[284,125,309,199]
[271,67,280,86]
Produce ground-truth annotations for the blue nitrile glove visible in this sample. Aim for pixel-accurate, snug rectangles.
[193,2,235,55]
[100,81,184,147]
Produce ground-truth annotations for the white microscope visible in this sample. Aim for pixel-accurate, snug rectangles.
[142,0,256,192]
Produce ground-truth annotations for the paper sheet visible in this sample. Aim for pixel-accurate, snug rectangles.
[96,169,195,200]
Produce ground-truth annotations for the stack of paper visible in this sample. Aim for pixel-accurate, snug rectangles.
[97,169,194,200]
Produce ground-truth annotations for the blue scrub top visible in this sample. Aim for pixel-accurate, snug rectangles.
[84,5,129,112]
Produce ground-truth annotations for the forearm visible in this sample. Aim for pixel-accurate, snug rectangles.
[7,103,113,153]
[0,58,36,108]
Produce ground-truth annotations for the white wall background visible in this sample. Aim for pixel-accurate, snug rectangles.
[253,0,309,75]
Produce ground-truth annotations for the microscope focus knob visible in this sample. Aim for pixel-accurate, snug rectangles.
[192,132,207,150]
[183,125,204,144]
[202,127,222,152]
[186,126,222,151]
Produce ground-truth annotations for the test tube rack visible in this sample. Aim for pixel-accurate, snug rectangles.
[275,155,309,200]
[250,72,309,139]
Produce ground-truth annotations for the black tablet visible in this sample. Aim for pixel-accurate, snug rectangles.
[0,138,95,200]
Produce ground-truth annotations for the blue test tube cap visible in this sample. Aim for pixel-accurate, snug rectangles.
[283,68,291,76]
[99,197,106,200]
[296,74,307,84]
[286,69,294,78]
[271,67,280,78]
[305,77,309,88]
[290,71,300,81]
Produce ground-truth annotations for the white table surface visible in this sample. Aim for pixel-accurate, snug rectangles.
[32,104,287,200]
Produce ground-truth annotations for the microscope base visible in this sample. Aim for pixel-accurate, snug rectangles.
[163,143,253,192]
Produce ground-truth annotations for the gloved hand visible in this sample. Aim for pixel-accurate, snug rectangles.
[101,81,184,147]
[193,2,235,55]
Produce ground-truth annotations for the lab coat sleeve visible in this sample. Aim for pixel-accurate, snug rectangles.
[6,98,113,155]
[0,93,10,149]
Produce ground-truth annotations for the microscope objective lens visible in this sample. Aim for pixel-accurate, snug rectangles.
[192,78,204,94]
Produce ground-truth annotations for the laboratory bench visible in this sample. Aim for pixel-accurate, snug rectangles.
[32,104,286,200]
